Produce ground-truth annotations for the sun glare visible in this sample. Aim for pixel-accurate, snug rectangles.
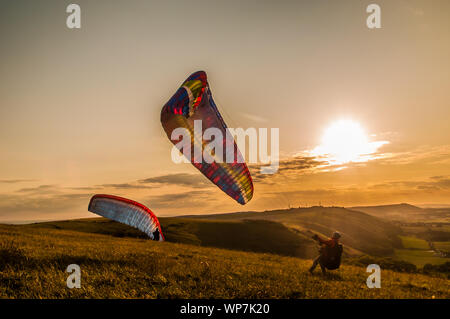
[312,119,388,164]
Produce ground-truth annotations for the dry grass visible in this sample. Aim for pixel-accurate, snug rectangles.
[0,223,448,299]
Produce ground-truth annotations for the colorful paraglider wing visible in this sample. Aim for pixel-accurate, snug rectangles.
[88,194,164,241]
[161,71,253,205]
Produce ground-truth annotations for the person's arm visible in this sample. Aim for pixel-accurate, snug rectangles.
[312,234,326,243]
[317,237,334,246]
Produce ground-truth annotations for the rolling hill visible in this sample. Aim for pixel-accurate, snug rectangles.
[0,221,448,299]
[31,206,403,258]
[180,206,403,257]
[1,203,448,300]
[350,203,450,223]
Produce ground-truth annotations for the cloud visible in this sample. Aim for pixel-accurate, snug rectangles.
[277,156,328,173]
[259,181,450,208]
[97,183,154,190]
[249,155,328,183]
[377,145,450,165]
[147,190,213,209]
[0,179,36,184]
[0,183,94,221]
[0,192,91,217]
[367,176,450,191]
[2,142,449,220]
[67,187,99,191]
[426,176,450,189]
[16,184,60,194]
[368,176,450,192]
[139,173,212,189]
[0,173,217,221]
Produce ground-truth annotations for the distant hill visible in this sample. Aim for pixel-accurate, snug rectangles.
[350,203,450,223]
[180,206,403,257]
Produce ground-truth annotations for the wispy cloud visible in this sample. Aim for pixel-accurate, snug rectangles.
[147,190,213,209]
[250,155,327,183]
[2,143,450,221]
[97,183,154,190]
[66,187,99,191]
[376,145,450,165]
[369,176,450,192]
[139,173,212,189]
[0,192,91,217]
[16,184,60,194]
[0,179,36,184]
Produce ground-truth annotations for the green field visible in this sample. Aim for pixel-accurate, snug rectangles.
[394,249,447,268]
[434,242,450,252]
[396,236,449,267]
[400,236,430,250]
[0,220,449,299]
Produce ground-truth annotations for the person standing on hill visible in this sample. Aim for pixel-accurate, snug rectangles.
[152,228,160,241]
[309,231,342,274]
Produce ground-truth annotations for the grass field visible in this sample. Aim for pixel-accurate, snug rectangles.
[400,236,430,250]
[396,236,449,267]
[394,249,447,268]
[1,221,449,299]
[434,242,450,252]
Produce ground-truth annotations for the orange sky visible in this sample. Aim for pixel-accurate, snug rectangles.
[1,0,450,222]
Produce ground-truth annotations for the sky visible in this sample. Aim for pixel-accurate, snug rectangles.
[1,0,450,222]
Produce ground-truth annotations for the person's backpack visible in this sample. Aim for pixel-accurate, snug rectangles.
[322,244,343,270]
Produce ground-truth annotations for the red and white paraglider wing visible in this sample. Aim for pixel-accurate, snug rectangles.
[88,194,164,241]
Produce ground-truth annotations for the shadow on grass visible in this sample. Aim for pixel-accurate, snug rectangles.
[0,241,30,271]
[308,270,344,281]
[322,272,344,281]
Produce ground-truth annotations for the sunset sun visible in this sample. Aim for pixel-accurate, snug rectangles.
[312,119,388,164]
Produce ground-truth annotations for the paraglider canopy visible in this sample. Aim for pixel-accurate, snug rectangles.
[161,71,254,205]
[88,194,164,241]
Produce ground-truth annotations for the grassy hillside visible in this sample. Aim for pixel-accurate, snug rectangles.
[36,218,317,258]
[23,206,450,267]
[0,222,448,299]
[163,218,319,258]
[183,206,402,256]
